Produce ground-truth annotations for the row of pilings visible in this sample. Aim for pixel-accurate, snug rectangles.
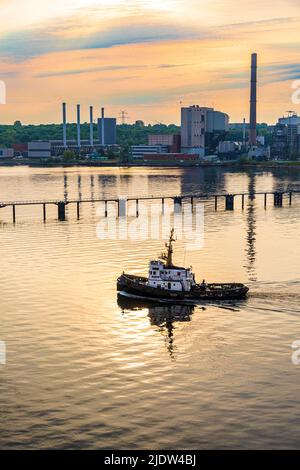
[2,191,295,222]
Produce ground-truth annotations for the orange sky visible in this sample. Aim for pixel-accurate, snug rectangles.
[0,0,299,125]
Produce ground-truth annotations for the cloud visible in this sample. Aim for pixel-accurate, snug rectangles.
[158,64,189,69]
[0,5,298,63]
[107,80,249,105]
[222,16,298,29]
[222,62,300,85]
[36,63,190,78]
[36,64,148,78]
[0,19,204,61]
[262,63,300,72]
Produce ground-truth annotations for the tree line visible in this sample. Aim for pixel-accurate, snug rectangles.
[0,121,181,148]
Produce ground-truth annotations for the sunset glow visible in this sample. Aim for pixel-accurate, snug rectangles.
[0,0,299,124]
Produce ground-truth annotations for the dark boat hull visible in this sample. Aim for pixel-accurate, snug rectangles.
[117,274,249,301]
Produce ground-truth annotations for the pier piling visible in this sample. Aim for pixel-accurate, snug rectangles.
[12,205,16,223]
[118,199,127,217]
[58,202,66,221]
[225,195,234,211]
[174,197,182,214]
[274,192,283,207]
[43,204,46,222]
[77,202,80,220]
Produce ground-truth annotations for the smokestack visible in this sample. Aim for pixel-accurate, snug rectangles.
[77,104,81,148]
[249,53,257,146]
[90,106,94,147]
[101,107,105,146]
[243,117,246,148]
[62,102,67,148]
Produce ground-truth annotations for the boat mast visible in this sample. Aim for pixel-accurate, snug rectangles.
[161,229,176,267]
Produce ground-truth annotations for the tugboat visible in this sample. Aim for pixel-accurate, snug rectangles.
[117,229,249,302]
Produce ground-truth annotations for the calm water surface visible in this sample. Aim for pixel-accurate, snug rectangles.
[0,166,300,449]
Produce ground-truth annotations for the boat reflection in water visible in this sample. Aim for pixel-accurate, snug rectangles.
[117,294,202,359]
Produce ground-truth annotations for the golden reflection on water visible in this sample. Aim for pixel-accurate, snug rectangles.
[0,167,300,449]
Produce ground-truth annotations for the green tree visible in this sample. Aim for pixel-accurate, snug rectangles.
[63,150,75,161]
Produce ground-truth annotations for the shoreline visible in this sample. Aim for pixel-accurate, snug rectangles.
[1,160,300,170]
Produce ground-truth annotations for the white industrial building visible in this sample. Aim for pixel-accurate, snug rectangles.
[131,145,169,159]
[28,141,51,159]
[218,141,242,154]
[278,114,300,126]
[0,148,14,158]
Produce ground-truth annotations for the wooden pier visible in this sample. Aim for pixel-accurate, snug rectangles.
[0,190,299,223]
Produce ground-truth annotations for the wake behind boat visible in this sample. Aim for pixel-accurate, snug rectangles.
[117,230,249,302]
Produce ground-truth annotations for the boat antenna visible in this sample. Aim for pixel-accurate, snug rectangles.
[160,228,176,267]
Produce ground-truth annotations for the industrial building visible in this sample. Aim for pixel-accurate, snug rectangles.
[12,143,27,157]
[278,114,300,126]
[0,148,14,158]
[97,118,117,146]
[148,134,181,153]
[50,140,102,157]
[248,145,270,160]
[97,106,117,146]
[28,141,51,159]
[62,103,117,152]
[218,141,242,156]
[181,105,229,156]
[271,113,300,159]
[23,103,119,158]
[131,145,169,159]
[2,103,118,160]
[143,153,200,163]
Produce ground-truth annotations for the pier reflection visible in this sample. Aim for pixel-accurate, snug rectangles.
[63,173,68,202]
[117,294,196,359]
[245,172,257,282]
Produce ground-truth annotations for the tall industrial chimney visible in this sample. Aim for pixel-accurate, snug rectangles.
[77,104,81,148]
[62,102,67,148]
[101,107,105,146]
[243,117,246,148]
[249,53,257,146]
[90,106,94,147]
